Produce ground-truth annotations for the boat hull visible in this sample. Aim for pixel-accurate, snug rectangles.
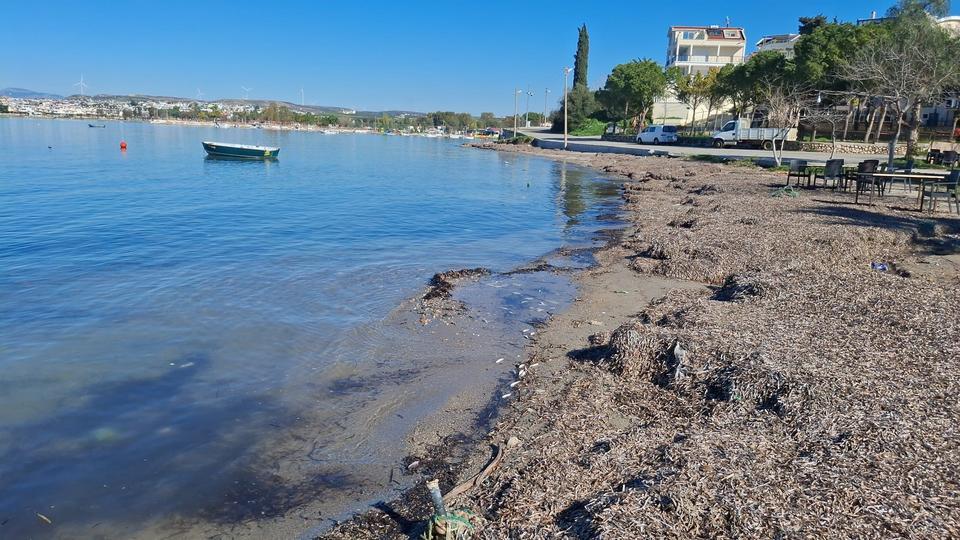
[202,141,279,159]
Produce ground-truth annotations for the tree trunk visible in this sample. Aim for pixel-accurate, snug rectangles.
[905,101,923,157]
[690,103,697,137]
[888,111,904,168]
[830,120,838,160]
[842,98,853,141]
[854,98,862,131]
[874,104,888,144]
[864,107,876,142]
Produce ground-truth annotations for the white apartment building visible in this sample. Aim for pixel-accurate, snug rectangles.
[665,26,747,76]
[657,25,747,127]
[754,33,800,58]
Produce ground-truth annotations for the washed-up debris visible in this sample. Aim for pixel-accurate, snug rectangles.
[423,268,491,300]
[457,153,960,539]
[770,186,799,198]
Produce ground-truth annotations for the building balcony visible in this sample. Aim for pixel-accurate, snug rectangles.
[668,54,745,65]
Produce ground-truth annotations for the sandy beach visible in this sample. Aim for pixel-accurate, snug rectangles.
[322,141,960,538]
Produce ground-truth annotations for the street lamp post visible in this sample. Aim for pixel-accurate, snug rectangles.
[513,88,522,138]
[543,88,551,127]
[524,87,534,128]
[563,67,572,150]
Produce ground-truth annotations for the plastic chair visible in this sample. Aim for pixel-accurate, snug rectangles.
[785,159,808,186]
[815,159,845,189]
[851,160,884,203]
[921,170,960,213]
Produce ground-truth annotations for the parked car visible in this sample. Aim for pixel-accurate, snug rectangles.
[636,124,678,145]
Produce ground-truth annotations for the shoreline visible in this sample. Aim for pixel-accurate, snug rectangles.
[135,150,624,539]
[0,114,497,138]
[322,142,960,538]
[0,124,611,540]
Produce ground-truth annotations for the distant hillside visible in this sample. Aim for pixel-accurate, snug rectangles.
[70,94,423,118]
[1,87,63,99]
[5,88,426,118]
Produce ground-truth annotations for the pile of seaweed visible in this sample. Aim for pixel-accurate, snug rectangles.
[322,152,960,539]
[460,157,960,538]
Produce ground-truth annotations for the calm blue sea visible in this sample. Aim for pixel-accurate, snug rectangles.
[0,118,621,537]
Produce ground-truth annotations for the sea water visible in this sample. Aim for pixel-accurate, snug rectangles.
[0,118,622,537]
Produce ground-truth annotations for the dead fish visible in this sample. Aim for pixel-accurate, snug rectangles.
[36,512,52,525]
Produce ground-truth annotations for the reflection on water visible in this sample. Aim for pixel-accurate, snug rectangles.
[0,118,624,538]
[555,160,622,228]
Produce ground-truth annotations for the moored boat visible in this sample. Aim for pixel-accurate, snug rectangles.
[202,141,280,159]
[88,123,106,128]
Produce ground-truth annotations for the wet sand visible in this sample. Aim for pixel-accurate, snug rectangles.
[322,142,960,538]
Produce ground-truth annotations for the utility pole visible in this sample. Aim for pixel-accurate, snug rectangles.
[513,88,521,137]
[543,88,551,127]
[524,87,533,128]
[563,67,572,150]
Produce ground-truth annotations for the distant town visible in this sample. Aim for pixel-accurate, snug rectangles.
[0,88,516,134]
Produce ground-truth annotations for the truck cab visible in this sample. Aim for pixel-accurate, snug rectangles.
[711,120,739,148]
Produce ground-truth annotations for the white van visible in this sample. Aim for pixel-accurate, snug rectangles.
[636,124,678,145]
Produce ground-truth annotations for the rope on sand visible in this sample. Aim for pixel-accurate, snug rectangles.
[443,444,503,505]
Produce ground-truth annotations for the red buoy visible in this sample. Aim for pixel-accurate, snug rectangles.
[120,141,127,150]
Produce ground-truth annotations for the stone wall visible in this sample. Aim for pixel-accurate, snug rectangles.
[582,132,915,155]
[791,141,911,154]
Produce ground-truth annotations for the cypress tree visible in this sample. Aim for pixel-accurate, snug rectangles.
[573,24,589,88]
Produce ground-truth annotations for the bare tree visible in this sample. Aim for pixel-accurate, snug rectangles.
[757,79,810,166]
[840,16,960,165]
[803,104,850,159]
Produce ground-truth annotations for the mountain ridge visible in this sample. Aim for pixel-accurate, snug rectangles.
[1,87,64,99]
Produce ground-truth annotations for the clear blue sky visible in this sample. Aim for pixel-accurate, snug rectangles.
[2,0,944,115]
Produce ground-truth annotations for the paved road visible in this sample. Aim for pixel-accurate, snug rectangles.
[518,127,890,165]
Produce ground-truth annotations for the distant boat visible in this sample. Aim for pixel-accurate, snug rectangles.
[88,123,106,128]
[202,141,279,159]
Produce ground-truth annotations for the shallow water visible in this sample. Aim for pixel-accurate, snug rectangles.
[0,118,622,537]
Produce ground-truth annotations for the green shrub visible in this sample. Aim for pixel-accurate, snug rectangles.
[570,118,606,136]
